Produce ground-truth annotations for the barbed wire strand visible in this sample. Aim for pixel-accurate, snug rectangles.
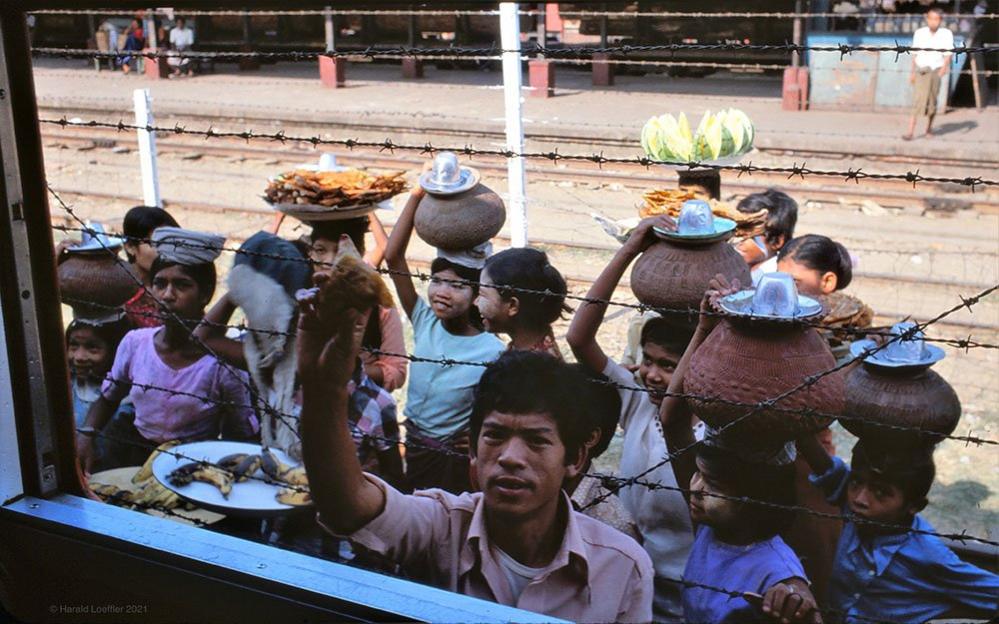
[52,223,999,351]
[38,118,996,190]
[26,8,997,19]
[67,322,994,449]
[31,41,997,63]
[586,469,999,548]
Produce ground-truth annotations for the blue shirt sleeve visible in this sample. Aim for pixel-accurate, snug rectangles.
[409,297,432,334]
[808,455,850,507]
[919,535,999,618]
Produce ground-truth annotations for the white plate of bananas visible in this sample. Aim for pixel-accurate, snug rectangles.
[151,441,311,517]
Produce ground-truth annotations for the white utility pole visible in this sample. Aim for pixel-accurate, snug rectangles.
[499,2,528,248]
[324,6,335,52]
[133,88,161,208]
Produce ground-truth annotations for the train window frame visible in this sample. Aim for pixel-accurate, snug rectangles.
[0,2,566,621]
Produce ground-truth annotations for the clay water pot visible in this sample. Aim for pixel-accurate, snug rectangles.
[684,320,841,450]
[844,364,960,446]
[414,183,506,251]
[58,250,139,317]
[630,239,750,321]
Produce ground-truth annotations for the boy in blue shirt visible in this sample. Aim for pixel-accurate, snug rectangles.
[798,435,999,623]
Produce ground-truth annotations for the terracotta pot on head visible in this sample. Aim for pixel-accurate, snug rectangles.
[57,222,139,320]
[631,199,750,331]
[844,322,960,449]
[414,152,505,251]
[684,273,841,453]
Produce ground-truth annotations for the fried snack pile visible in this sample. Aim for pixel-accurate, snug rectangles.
[640,189,767,238]
[264,169,406,207]
[817,291,875,348]
[819,292,874,330]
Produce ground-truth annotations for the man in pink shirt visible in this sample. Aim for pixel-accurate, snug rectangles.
[298,300,654,622]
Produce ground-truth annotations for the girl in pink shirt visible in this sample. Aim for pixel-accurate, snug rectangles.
[76,247,258,474]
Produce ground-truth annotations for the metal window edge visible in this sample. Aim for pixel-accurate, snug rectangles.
[2,494,566,624]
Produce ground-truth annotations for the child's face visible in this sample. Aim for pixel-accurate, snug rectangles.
[67,326,113,381]
[846,468,917,528]
[638,342,680,406]
[474,268,513,333]
[689,455,741,529]
[776,257,837,296]
[126,239,159,274]
[309,236,339,273]
[151,265,208,318]
[428,269,475,321]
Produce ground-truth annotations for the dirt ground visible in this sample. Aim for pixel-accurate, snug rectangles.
[46,127,997,542]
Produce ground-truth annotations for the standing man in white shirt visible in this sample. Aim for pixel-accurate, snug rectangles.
[904,6,953,140]
[168,16,195,77]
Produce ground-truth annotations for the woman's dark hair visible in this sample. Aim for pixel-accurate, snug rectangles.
[308,217,369,255]
[570,366,621,461]
[850,439,936,510]
[778,234,853,291]
[696,443,797,540]
[736,189,798,249]
[122,206,179,263]
[483,248,570,329]
[66,315,131,356]
[149,257,217,303]
[470,351,592,464]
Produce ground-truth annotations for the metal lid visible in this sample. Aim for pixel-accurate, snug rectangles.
[719,272,824,320]
[66,221,124,253]
[849,321,945,369]
[419,151,481,196]
[654,199,736,244]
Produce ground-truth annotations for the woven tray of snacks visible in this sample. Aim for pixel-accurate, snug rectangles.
[264,168,407,221]
[640,189,767,239]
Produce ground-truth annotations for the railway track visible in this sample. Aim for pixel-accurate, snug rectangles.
[39,123,999,214]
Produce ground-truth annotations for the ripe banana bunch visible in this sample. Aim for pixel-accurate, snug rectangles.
[262,448,311,506]
[168,462,235,499]
[133,440,181,484]
[218,453,264,483]
[261,448,309,488]
[131,478,186,510]
[89,482,134,506]
[276,487,312,507]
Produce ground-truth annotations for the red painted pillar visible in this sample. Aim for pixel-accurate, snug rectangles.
[402,58,424,79]
[797,66,810,110]
[142,51,169,79]
[319,56,346,87]
[782,67,801,110]
[528,59,555,98]
[592,52,613,86]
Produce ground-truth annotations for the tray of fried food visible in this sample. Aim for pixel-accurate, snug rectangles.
[264,168,407,220]
[88,441,226,526]
[640,188,767,238]
[150,440,312,517]
[816,291,876,348]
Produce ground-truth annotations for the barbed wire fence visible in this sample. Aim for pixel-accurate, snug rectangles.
[50,223,999,352]
[50,192,998,549]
